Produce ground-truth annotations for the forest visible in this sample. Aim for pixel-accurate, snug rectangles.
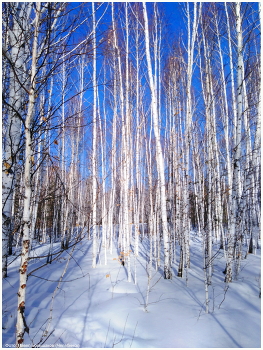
[2,2,261,348]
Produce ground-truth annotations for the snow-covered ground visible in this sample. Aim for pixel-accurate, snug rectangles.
[2,233,261,348]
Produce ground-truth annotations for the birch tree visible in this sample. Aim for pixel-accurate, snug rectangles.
[225,2,244,283]
[16,3,41,344]
[92,2,98,268]
[143,2,171,279]
[2,2,31,278]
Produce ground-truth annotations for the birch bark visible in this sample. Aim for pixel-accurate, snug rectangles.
[16,3,41,345]
[92,2,98,268]
[183,3,201,270]
[225,2,244,283]
[2,3,29,278]
[124,3,131,282]
[143,2,171,279]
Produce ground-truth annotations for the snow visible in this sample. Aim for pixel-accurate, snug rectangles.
[2,233,261,348]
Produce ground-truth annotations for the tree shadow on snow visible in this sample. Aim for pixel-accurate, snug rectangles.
[209,313,241,347]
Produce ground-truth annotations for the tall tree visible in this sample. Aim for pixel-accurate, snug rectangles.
[143,2,171,279]
[16,3,41,344]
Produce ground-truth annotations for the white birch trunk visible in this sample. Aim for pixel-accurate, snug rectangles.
[2,3,28,278]
[225,2,238,145]
[225,2,243,283]
[183,3,201,270]
[98,78,107,265]
[143,2,171,279]
[134,9,141,259]
[111,3,129,275]
[16,3,40,345]
[125,3,131,282]
[60,58,67,248]
[109,26,117,254]
[92,2,98,268]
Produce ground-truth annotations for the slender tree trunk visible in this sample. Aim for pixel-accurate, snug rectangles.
[92,2,98,268]
[2,3,29,278]
[143,2,171,279]
[225,2,244,283]
[16,3,40,345]
[225,2,238,146]
[124,3,131,282]
[60,58,67,248]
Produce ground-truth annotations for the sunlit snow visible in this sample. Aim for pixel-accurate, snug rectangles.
[3,232,261,348]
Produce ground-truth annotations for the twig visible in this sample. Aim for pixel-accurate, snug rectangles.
[133,295,143,306]
[104,319,111,348]
[218,285,229,309]
[110,265,122,299]
[212,286,215,313]
[43,245,76,338]
[197,302,206,321]
[65,248,84,275]
[7,253,21,266]
[113,314,129,347]
[31,318,50,345]
[33,329,55,348]
[3,277,15,288]
[149,275,162,292]
[130,321,138,348]
[50,330,66,347]
[29,271,90,283]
